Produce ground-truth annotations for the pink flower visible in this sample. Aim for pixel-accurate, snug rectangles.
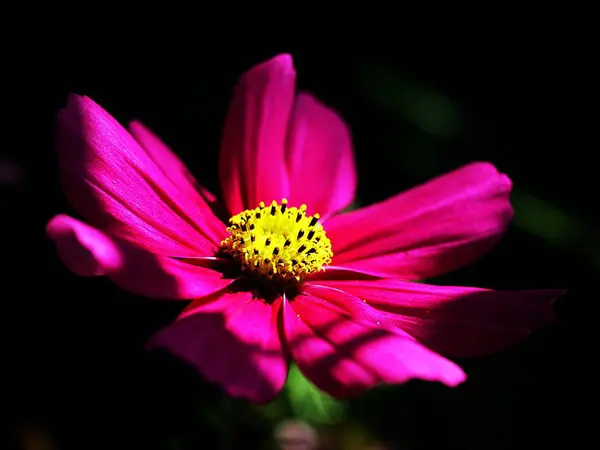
[47,54,564,403]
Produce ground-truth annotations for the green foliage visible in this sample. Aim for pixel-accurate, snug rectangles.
[285,364,346,425]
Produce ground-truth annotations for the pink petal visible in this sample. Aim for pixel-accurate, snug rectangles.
[325,162,513,279]
[311,278,564,358]
[283,293,466,399]
[148,292,288,403]
[285,93,356,218]
[219,54,296,214]
[128,120,219,205]
[47,215,231,299]
[57,94,226,257]
[309,265,383,282]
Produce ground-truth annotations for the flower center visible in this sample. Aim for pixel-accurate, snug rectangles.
[220,199,333,283]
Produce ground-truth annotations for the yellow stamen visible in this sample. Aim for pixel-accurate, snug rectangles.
[220,199,333,283]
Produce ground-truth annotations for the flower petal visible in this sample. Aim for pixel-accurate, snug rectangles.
[311,278,564,358]
[47,215,231,299]
[128,120,219,205]
[309,265,383,282]
[219,54,296,214]
[148,292,288,403]
[57,94,225,257]
[285,93,356,218]
[325,162,513,279]
[283,293,466,399]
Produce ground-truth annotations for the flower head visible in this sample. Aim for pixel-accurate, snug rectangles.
[220,199,332,284]
[47,54,564,403]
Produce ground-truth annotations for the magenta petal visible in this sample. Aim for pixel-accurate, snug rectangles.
[283,293,466,399]
[148,293,288,403]
[47,215,231,299]
[57,95,225,257]
[313,278,564,358]
[286,93,356,218]
[308,265,383,282]
[325,162,513,279]
[128,120,219,205]
[46,214,122,276]
[219,54,296,214]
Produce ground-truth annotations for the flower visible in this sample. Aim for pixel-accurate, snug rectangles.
[47,54,564,403]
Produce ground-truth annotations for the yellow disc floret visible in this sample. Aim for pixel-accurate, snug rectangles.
[220,199,333,283]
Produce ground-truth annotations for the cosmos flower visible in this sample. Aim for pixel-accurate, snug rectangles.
[47,54,563,403]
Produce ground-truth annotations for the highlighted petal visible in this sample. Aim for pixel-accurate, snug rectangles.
[219,54,296,213]
[148,293,288,403]
[311,279,564,358]
[326,162,513,279]
[57,95,225,257]
[128,120,219,205]
[284,293,465,399]
[286,94,356,218]
[47,215,231,299]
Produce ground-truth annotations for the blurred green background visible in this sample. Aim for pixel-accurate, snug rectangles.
[2,47,588,449]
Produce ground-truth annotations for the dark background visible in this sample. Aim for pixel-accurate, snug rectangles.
[2,44,591,449]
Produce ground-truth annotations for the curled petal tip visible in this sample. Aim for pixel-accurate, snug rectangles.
[46,214,123,277]
[469,160,500,171]
[271,53,294,66]
[499,173,512,187]
[66,92,82,101]
[242,53,296,80]
[464,161,510,180]
[58,94,95,122]
[46,213,70,238]
[445,366,468,387]
[64,93,88,108]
